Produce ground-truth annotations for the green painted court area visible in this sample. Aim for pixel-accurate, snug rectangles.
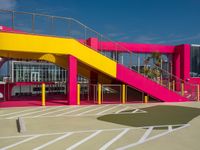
[0,102,200,150]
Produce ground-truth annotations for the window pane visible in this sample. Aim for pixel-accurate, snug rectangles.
[190,45,200,77]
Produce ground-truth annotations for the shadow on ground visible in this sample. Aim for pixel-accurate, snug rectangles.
[97,105,200,129]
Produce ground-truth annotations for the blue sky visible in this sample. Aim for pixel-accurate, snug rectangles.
[0,0,200,45]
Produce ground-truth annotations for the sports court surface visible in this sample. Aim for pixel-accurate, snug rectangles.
[0,102,200,150]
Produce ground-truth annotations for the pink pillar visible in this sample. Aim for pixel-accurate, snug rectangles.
[173,46,181,78]
[181,44,191,81]
[86,38,98,50]
[181,44,191,91]
[173,44,191,91]
[67,55,77,105]
[173,46,181,91]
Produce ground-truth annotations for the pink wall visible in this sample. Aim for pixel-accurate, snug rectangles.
[0,83,16,101]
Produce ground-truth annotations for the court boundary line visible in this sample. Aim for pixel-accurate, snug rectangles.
[0,124,189,139]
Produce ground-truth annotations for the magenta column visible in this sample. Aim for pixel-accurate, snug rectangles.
[181,44,191,81]
[173,44,191,91]
[173,46,181,91]
[86,38,98,50]
[67,55,77,105]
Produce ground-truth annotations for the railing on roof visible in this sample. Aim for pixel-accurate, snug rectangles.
[0,9,199,101]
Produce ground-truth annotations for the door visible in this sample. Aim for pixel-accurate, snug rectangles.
[31,72,40,82]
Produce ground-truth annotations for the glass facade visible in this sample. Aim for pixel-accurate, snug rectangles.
[12,61,66,82]
[0,52,172,84]
[9,61,89,96]
[11,61,89,83]
[101,51,172,74]
[191,45,200,77]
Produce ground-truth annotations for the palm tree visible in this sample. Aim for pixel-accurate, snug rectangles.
[143,52,162,81]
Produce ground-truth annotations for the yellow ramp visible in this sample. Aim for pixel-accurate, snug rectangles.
[0,32,117,78]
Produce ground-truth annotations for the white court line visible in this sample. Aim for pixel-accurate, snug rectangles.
[0,124,189,140]
[132,109,139,113]
[7,106,63,119]
[32,107,75,118]
[32,132,73,150]
[116,124,190,150]
[55,105,93,116]
[96,105,121,115]
[0,135,40,150]
[168,125,173,132]
[132,109,147,113]
[146,124,190,142]
[0,128,127,139]
[138,126,154,143]
[115,108,147,114]
[115,106,130,114]
[76,105,109,116]
[66,130,102,150]
[0,107,41,117]
[99,128,130,150]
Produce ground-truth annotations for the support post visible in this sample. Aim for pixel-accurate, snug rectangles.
[42,83,46,106]
[197,84,199,102]
[168,82,171,90]
[181,82,184,96]
[144,94,148,103]
[172,80,175,91]
[77,84,80,105]
[160,78,163,85]
[98,84,101,104]
[122,84,126,104]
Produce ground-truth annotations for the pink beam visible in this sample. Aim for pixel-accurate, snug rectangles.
[67,55,77,105]
[97,41,175,53]
[0,25,26,34]
[118,42,175,53]
[83,38,175,53]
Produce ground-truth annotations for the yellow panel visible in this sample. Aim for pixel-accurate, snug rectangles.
[0,32,117,78]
